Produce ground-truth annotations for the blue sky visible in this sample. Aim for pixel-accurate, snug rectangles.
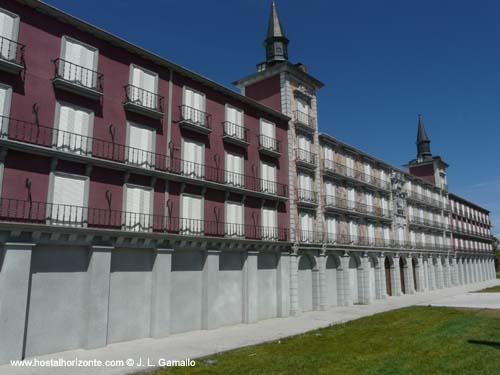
[44,0,500,232]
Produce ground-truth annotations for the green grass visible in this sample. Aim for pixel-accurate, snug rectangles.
[154,306,500,375]
[477,285,500,293]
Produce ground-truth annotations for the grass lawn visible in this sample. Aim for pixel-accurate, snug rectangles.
[477,285,500,293]
[155,306,500,375]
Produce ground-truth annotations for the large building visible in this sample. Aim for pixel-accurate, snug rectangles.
[0,0,495,363]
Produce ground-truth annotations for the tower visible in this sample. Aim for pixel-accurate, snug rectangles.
[406,114,448,190]
[264,0,289,67]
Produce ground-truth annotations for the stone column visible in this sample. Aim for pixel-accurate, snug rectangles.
[317,253,328,311]
[289,251,300,316]
[358,254,372,305]
[0,242,34,364]
[427,259,435,290]
[471,258,477,283]
[375,254,387,299]
[202,249,220,330]
[243,251,259,324]
[450,257,459,286]
[415,255,426,292]
[86,245,113,347]
[390,255,402,296]
[339,253,352,306]
[435,258,444,289]
[442,257,450,288]
[463,258,469,284]
[277,251,290,318]
[403,255,415,295]
[423,257,429,290]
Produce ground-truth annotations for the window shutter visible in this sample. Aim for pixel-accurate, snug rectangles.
[0,11,15,41]
[261,119,275,138]
[0,86,7,117]
[128,123,154,167]
[52,175,86,225]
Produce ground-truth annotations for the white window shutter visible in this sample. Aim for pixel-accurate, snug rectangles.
[51,175,86,225]
[261,119,275,138]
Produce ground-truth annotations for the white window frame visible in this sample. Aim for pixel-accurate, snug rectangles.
[181,137,205,178]
[225,200,244,238]
[0,83,12,136]
[182,86,206,111]
[122,183,154,232]
[0,7,20,46]
[224,150,244,187]
[47,171,90,227]
[180,193,204,235]
[53,101,94,155]
[260,118,276,138]
[261,206,278,241]
[129,63,159,94]
[125,121,156,168]
[60,35,99,84]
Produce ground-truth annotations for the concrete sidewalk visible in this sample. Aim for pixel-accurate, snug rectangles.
[2,279,499,375]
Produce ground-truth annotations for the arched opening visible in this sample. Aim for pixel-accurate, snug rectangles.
[349,255,360,304]
[298,254,314,312]
[411,257,417,291]
[384,257,392,296]
[399,257,406,294]
[326,255,340,307]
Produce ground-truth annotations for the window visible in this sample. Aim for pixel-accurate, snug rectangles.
[260,119,276,149]
[0,83,12,135]
[225,105,244,139]
[299,211,314,242]
[364,162,371,178]
[326,216,337,242]
[260,161,277,194]
[181,138,204,178]
[347,186,355,209]
[183,87,206,125]
[129,65,158,109]
[262,207,277,240]
[296,97,310,125]
[366,192,373,213]
[55,102,93,155]
[349,219,358,241]
[124,184,152,231]
[325,181,336,206]
[61,37,98,88]
[226,201,244,237]
[383,226,391,243]
[323,145,334,162]
[225,151,244,187]
[345,154,355,177]
[181,194,203,235]
[298,173,313,201]
[50,173,87,226]
[0,8,20,60]
[127,122,155,168]
[367,223,375,243]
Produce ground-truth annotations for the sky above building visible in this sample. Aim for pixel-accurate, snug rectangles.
[44,0,500,232]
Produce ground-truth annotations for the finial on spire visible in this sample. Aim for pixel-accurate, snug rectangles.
[264,0,289,66]
[416,114,432,160]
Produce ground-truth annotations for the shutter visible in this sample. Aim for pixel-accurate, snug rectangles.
[129,123,154,168]
[182,139,203,177]
[368,223,375,239]
[261,119,275,138]
[52,175,86,225]
[0,11,15,59]
[0,86,8,129]
[297,98,309,115]
[383,227,390,241]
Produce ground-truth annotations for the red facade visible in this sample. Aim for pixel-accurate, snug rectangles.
[0,1,290,240]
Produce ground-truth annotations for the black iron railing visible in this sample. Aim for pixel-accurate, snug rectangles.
[293,110,315,129]
[0,198,289,241]
[180,105,211,129]
[322,159,390,190]
[407,190,442,208]
[53,58,103,92]
[295,148,316,165]
[0,116,288,197]
[324,195,392,219]
[409,215,446,229]
[125,84,164,113]
[0,35,25,67]
[297,188,318,204]
[223,121,248,143]
[259,134,280,154]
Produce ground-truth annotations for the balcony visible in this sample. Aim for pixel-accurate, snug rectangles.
[52,58,104,100]
[0,36,25,74]
[258,135,281,158]
[296,188,319,207]
[295,148,316,169]
[179,105,212,134]
[0,115,288,199]
[222,121,249,148]
[0,198,289,241]
[409,215,446,230]
[123,85,164,119]
[322,160,391,191]
[406,190,442,209]
[293,110,315,133]
[324,196,392,220]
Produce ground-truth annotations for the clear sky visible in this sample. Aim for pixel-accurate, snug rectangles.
[44,0,500,232]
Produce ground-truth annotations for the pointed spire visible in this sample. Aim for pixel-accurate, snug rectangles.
[267,0,286,39]
[264,0,289,66]
[416,114,432,160]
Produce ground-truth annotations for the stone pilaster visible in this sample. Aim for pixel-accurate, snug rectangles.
[415,255,426,292]
[358,254,372,305]
[277,252,290,318]
[289,251,299,316]
[317,253,328,311]
[375,254,387,299]
[202,249,220,330]
[339,253,353,306]
[403,255,415,294]
[243,251,259,324]
[390,255,402,296]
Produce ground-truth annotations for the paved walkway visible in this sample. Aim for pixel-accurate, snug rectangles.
[2,279,499,375]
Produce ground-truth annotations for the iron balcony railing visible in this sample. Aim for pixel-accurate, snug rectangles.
[296,188,319,204]
[293,110,315,129]
[0,35,25,67]
[223,121,248,143]
[409,215,446,229]
[0,116,288,198]
[0,198,289,241]
[406,190,442,209]
[324,195,392,219]
[451,225,490,239]
[180,105,211,130]
[53,58,103,93]
[296,231,396,248]
[124,84,164,113]
[259,134,280,154]
[322,159,391,190]
[295,148,316,165]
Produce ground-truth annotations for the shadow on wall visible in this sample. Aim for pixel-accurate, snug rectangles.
[468,340,500,351]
